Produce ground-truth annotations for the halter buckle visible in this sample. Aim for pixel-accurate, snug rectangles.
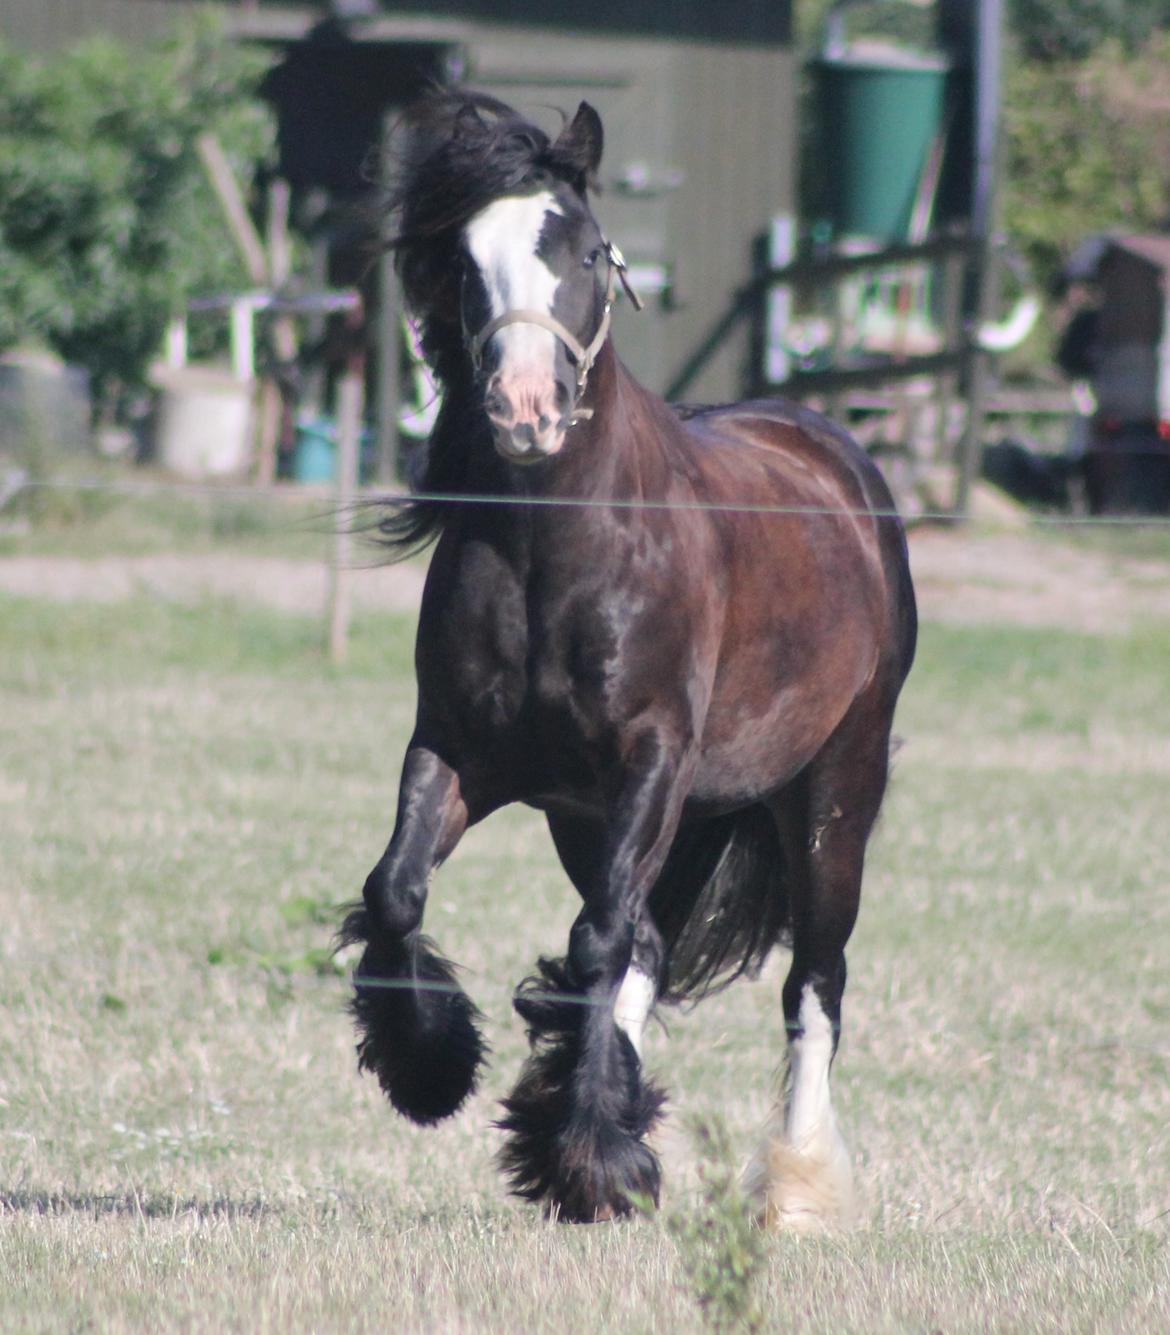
[605,240,645,312]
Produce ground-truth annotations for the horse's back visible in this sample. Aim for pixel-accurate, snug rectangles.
[677,398,910,591]
[676,397,896,518]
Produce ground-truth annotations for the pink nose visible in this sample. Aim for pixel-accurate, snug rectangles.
[484,373,564,460]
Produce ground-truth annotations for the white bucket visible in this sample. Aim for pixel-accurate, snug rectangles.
[153,366,254,479]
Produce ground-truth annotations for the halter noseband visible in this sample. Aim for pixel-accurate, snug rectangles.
[467,240,643,423]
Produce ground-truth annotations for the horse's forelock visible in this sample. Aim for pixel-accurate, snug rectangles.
[388,90,580,381]
[393,91,559,241]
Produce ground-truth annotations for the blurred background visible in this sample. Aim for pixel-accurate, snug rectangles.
[1,0,1169,515]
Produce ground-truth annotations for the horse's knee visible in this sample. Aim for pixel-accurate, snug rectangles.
[567,909,634,986]
[363,857,425,939]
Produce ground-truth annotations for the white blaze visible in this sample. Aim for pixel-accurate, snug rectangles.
[465,192,562,374]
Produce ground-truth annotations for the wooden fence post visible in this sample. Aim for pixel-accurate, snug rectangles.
[327,363,364,665]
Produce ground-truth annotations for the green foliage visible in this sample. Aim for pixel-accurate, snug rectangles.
[1002,33,1170,292]
[0,18,274,409]
[668,1117,765,1333]
[1010,0,1170,61]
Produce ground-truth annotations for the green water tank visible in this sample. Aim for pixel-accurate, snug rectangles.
[813,50,950,242]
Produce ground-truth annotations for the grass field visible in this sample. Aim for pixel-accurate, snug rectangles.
[1,499,1168,1332]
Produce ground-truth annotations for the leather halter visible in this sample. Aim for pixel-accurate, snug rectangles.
[466,240,643,422]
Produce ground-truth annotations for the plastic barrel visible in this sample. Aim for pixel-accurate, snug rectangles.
[293,420,338,483]
[813,51,949,243]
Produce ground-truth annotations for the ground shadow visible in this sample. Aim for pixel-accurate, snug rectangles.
[0,1188,270,1221]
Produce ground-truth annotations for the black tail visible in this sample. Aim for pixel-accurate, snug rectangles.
[336,907,488,1125]
[649,805,790,1004]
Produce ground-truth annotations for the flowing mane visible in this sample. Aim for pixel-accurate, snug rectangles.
[379,89,600,555]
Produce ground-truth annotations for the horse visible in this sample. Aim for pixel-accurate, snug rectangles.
[339,89,917,1227]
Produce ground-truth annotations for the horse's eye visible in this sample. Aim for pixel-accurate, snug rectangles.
[583,248,602,270]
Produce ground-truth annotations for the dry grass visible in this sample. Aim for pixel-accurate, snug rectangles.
[1,514,1168,1331]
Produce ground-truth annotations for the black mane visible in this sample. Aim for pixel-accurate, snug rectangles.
[379,89,594,556]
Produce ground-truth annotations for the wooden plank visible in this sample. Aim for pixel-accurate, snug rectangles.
[327,369,364,667]
[196,134,268,286]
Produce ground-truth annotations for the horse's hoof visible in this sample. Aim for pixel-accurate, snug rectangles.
[746,1138,854,1232]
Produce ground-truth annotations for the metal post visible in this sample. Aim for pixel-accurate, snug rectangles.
[955,342,989,515]
[941,0,1003,516]
[328,354,364,666]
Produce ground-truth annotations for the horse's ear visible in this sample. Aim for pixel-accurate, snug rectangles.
[551,101,604,190]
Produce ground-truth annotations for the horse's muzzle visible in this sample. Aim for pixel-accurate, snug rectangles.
[489,420,566,464]
[484,372,569,463]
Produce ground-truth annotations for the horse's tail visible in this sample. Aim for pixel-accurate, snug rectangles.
[649,805,790,1004]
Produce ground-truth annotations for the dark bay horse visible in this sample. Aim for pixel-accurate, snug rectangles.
[340,89,917,1226]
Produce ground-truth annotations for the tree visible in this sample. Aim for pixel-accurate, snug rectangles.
[1002,33,1170,291]
[1009,0,1170,62]
[0,18,274,415]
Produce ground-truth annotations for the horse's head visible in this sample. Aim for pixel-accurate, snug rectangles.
[392,92,634,467]
[459,105,612,464]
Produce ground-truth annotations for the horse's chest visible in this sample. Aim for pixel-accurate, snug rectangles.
[422,585,611,742]
[528,627,614,736]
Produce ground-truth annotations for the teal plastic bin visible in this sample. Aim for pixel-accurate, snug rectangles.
[293,417,374,483]
[813,51,950,242]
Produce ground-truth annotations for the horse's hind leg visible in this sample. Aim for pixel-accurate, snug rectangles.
[749,702,895,1230]
[339,742,487,1125]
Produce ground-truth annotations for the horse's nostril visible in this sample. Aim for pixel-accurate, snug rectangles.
[484,390,508,419]
[537,414,551,433]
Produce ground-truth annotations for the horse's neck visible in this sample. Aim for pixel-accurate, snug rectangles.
[442,343,674,570]
[538,346,670,503]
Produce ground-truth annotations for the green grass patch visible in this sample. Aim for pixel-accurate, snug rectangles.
[0,474,343,558]
[905,619,1170,737]
[2,536,1168,1332]
[0,591,417,684]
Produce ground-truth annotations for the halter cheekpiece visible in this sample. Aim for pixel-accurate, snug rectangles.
[466,240,644,423]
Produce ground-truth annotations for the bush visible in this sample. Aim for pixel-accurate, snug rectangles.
[1002,32,1170,293]
[0,17,275,416]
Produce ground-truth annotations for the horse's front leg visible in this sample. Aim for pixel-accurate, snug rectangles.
[498,732,688,1221]
[338,742,488,1125]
